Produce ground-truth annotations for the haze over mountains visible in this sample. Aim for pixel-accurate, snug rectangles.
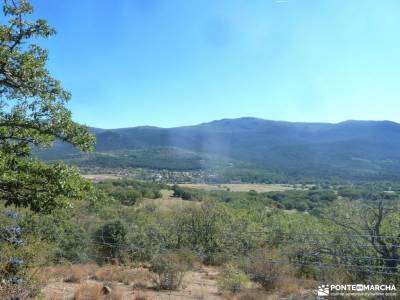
[38,118,400,181]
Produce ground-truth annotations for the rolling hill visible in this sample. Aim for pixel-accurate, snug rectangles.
[36,118,400,181]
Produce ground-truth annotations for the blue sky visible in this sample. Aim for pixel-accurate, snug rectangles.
[31,0,400,128]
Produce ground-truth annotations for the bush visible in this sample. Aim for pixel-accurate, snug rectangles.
[111,188,142,206]
[217,263,251,293]
[172,201,233,265]
[0,282,33,300]
[96,179,164,206]
[0,212,51,299]
[244,248,288,291]
[172,186,194,200]
[150,251,191,290]
[173,248,197,269]
[126,224,166,262]
[94,221,128,263]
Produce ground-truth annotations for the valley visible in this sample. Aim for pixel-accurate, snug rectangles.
[37,118,400,182]
[1,0,400,298]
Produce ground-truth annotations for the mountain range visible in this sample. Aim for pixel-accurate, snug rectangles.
[37,118,400,182]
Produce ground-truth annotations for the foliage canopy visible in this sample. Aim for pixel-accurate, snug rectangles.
[0,0,95,212]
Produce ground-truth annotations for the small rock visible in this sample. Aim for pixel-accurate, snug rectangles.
[102,285,112,295]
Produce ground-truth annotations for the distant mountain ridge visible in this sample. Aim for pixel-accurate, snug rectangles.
[37,118,400,181]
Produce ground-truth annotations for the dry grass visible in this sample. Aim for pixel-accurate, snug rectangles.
[65,264,96,283]
[244,248,295,292]
[94,265,150,285]
[222,282,310,300]
[40,263,310,300]
[35,264,70,282]
[204,271,219,280]
[107,289,125,300]
[133,291,149,300]
[219,274,312,300]
[44,265,224,300]
[275,276,302,295]
[43,281,127,300]
[145,198,199,212]
[44,294,64,300]
[36,263,98,283]
[73,282,103,300]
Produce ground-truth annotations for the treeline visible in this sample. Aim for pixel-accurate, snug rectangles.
[172,185,337,211]
[96,179,166,205]
[50,148,230,171]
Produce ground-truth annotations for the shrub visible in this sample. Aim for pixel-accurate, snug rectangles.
[172,186,198,200]
[172,201,233,265]
[0,213,50,299]
[150,251,191,290]
[94,221,128,263]
[0,282,33,300]
[112,188,142,206]
[55,225,90,263]
[96,179,164,205]
[217,263,251,293]
[126,224,166,262]
[173,248,197,269]
[244,248,289,291]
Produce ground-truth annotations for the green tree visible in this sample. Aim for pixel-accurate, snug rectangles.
[94,220,128,263]
[0,0,95,213]
[318,199,400,283]
[173,201,233,264]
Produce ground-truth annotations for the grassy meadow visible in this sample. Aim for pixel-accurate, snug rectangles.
[179,183,297,192]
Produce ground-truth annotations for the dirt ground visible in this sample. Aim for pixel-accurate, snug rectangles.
[42,265,222,300]
[41,263,316,300]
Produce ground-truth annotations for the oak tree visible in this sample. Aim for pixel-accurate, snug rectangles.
[0,0,95,212]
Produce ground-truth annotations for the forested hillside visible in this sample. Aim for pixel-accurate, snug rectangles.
[38,118,400,181]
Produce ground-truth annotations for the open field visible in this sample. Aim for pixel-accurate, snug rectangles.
[179,183,297,193]
[82,174,122,182]
[143,189,199,211]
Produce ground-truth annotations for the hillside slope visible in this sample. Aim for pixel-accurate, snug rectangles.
[37,118,400,181]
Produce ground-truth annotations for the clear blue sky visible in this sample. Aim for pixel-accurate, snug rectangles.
[31,0,400,128]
